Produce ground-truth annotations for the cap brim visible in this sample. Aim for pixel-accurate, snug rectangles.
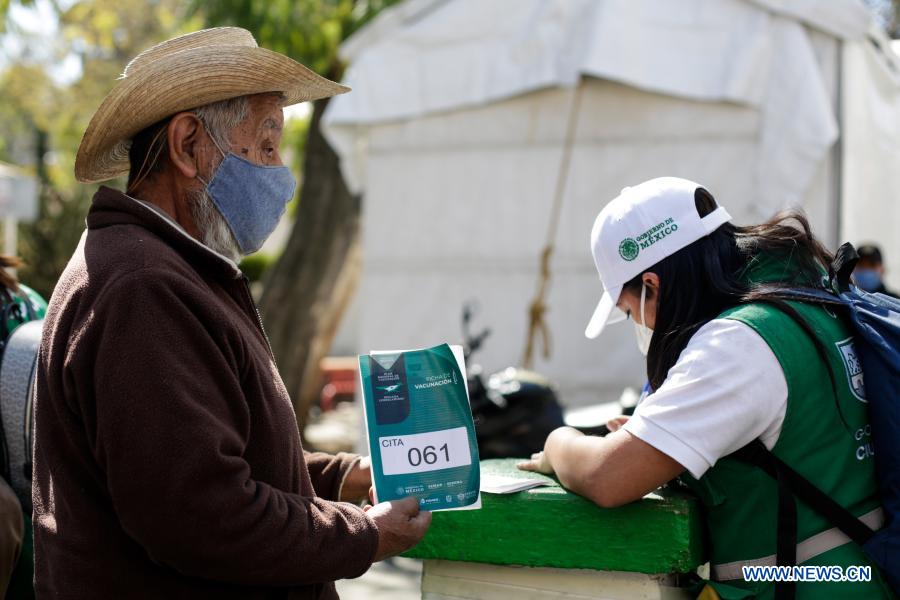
[75,45,349,183]
[585,284,626,339]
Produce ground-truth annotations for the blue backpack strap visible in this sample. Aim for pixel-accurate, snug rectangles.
[764,287,843,305]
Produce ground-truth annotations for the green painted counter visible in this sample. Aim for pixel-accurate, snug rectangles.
[403,458,706,574]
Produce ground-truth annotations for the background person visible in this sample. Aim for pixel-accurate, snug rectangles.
[0,478,22,598]
[519,177,892,599]
[0,254,46,600]
[854,243,897,297]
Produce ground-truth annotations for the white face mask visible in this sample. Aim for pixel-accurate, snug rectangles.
[633,283,654,356]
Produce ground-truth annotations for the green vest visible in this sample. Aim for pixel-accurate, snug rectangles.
[11,284,47,327]
[680,257,894,599]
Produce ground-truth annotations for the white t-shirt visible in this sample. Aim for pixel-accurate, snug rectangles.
[622,318,788,479]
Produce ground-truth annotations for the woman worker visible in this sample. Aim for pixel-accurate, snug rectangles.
[518,177,892,599]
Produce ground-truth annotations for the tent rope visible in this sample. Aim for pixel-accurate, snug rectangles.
[522,80,585,369]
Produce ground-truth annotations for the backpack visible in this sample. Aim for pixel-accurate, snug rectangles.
[0,288,44,513]
[733,243,900,599]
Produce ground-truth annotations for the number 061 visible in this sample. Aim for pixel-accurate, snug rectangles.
[407,443,450,466]
[378,427,471,475]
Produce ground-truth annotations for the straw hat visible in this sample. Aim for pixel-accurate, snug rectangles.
[75,27,349,183]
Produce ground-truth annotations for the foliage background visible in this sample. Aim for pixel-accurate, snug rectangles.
[2,0,201,295]
[0,0,401,429]
[0,0,897,426]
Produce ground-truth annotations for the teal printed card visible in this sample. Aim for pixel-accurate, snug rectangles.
[359,343,481,512]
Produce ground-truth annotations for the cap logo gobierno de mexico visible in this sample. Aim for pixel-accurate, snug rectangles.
[618,238,639,261]
[618,217,679,262]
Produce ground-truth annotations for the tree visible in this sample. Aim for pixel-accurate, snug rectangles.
[889,0,900,37]
[866,0,900,37]
[0,0,32,32]
[200,0,401,433]
[0,0,198,296]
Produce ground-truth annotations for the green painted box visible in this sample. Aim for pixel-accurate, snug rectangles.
[403,458,706,574]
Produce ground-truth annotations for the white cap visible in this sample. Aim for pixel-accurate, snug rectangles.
[585,177,732,339]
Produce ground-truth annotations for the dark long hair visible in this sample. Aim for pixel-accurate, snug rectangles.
[623,188,834,391]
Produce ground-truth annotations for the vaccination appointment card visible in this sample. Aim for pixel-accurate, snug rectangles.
[359,343,481,512]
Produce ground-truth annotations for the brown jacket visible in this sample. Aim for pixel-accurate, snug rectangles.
[32,186,378,599]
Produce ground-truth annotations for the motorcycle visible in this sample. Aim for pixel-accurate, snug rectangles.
[462,302,565,459]
[462,302,642,458]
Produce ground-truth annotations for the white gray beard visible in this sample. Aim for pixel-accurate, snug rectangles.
[187,189,243,264]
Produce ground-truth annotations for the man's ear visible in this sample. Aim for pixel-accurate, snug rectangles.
[166,112,205,180]
[642,272,661,300]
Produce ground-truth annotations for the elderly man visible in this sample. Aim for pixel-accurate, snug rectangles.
[32,28,430,599]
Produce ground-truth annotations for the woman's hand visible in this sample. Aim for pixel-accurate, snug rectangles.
[516,426,583,475]
[517,422,685,508]
[517,450,554,475]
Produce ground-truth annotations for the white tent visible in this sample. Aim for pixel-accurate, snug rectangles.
[323,0,900,407]
[0,162,38,256]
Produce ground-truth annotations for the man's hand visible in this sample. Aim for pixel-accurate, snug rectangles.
[340,456,372,502]
[365,497,432,561]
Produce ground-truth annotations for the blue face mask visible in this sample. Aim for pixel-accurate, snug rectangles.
[200,129,296,255]
[854,268,882,292]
